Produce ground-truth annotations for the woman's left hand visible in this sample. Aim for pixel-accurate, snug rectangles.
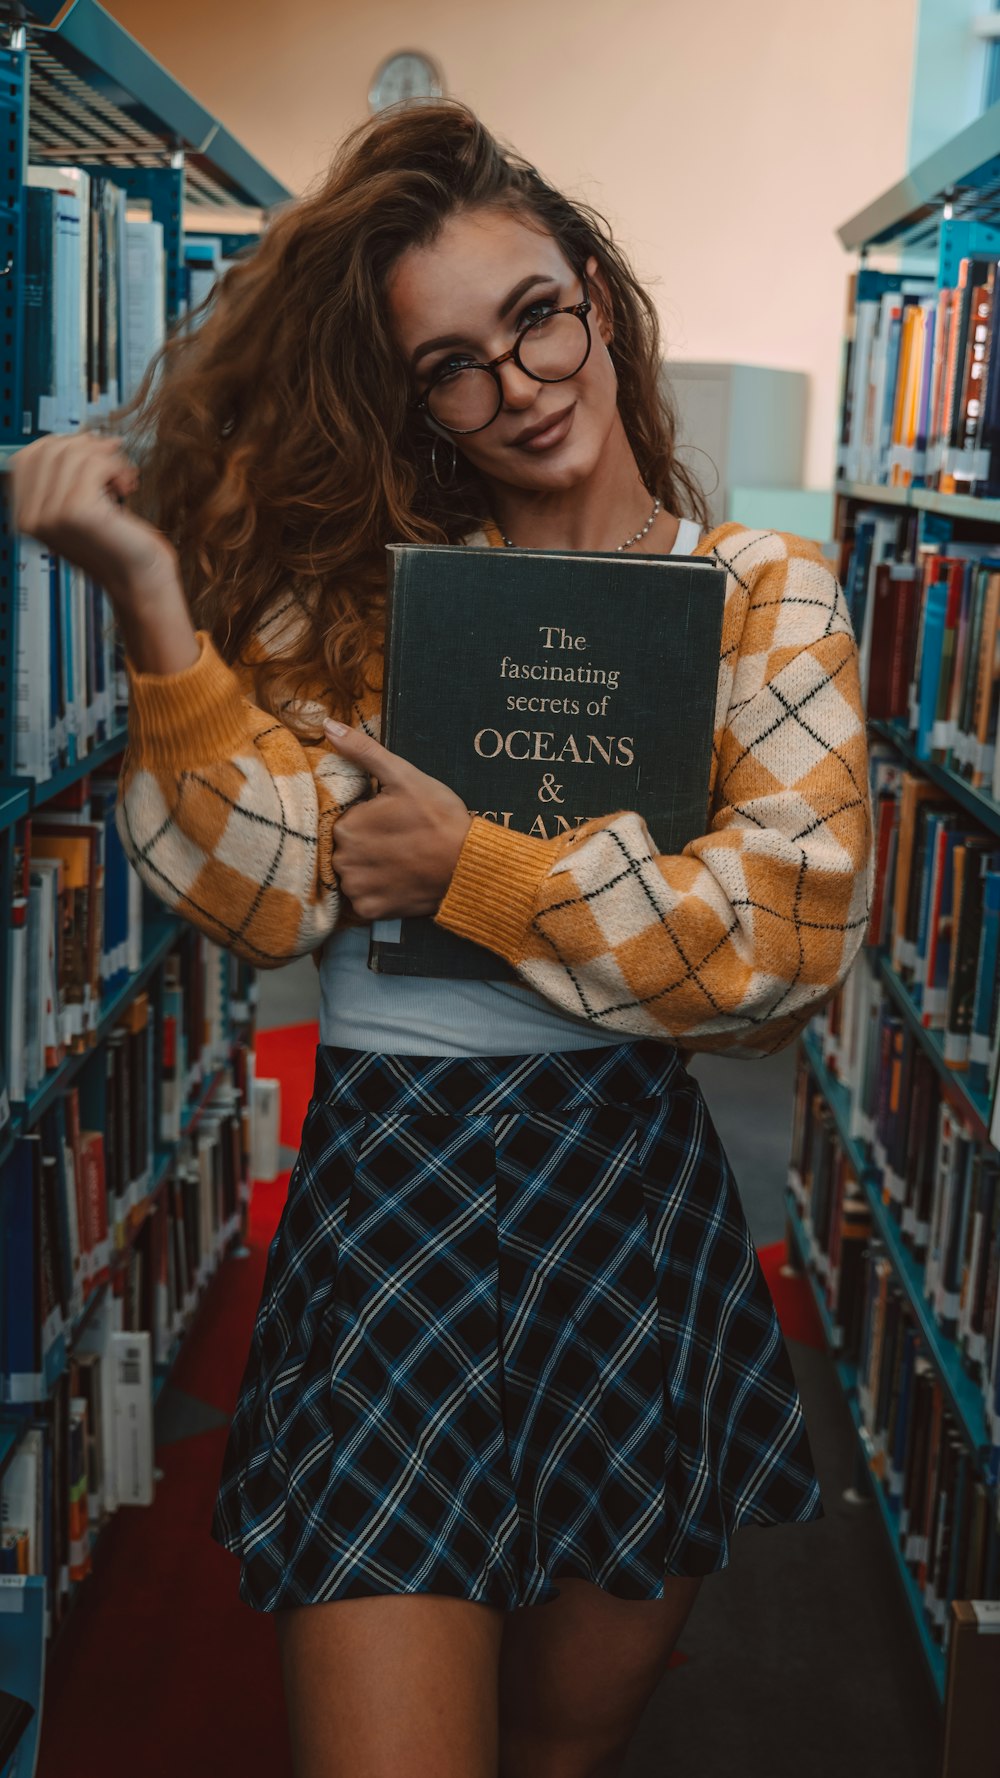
[322,717,473,920]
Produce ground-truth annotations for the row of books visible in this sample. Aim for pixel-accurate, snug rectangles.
[787,1069,870,1354]
[106,1075,250,1368]
[835,257,1000,497]
[0,1335,122,1590]
[789,1054,1000,1661]
[21,163,214,435]
[7,783,139,1093]
[21,157,249,441]
[14,534,125,784]
[3,1308,166,1643]
[841,507,1000,811]
[856,1254,998,1659]
[813,943,1000,1444]
[1,1052,249,1401]
[0,1005,254,1638]
[1,995,253,1404]
[863,740,1000,1120]
[4,778,241,1110]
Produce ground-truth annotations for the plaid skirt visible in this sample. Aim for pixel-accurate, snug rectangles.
[210,1036,824,1612]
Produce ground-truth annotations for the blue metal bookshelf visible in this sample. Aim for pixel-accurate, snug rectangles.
[784,1184,949,1701]
[792,101,1000,1707]
[0,0,282,1702]
[799,1025,997,1473]
[784,1185,950,1696]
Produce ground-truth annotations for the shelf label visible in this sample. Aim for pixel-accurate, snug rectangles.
[4,1371,44,1404]
[971,1601,1000,1634]
[939,445,991,481]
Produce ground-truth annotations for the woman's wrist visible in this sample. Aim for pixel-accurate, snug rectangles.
[115,559,201,676]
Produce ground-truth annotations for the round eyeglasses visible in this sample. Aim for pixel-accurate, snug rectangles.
[411,289,594,436]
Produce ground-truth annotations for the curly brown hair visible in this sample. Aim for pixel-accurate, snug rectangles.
[100,98,710,733]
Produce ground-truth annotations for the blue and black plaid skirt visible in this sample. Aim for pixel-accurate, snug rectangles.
[210,1036,824,1611]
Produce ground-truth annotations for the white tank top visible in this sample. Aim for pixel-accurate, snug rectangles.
[318,515,705,1054]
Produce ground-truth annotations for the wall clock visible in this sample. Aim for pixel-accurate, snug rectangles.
[368,51,444,114]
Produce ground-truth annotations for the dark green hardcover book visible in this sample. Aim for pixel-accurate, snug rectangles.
[22,185,55,437]
[368,541,726,980]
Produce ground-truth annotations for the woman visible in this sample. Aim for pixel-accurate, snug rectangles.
[9,100,873,1778]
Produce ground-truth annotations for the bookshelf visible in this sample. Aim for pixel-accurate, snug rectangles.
[785,102,1000,1711]
[0,6,293,1771]
[839,479,1000,524]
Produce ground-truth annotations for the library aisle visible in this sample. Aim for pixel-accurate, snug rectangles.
[8,6,1000,1770]
[30,962,943,1778]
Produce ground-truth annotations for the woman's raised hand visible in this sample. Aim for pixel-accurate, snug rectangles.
[4,431,179,606]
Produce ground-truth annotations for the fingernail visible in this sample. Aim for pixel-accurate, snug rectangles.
[323,718,347,737]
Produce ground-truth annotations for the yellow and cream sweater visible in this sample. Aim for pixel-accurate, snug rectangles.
[115,518,875,1061]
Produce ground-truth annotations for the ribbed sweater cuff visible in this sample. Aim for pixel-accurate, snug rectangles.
[124,630,251,770]
[433,816,558,964]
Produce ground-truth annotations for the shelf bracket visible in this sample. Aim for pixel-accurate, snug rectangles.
[938,217,1000,289]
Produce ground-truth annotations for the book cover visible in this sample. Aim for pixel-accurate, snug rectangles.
[944,838,998,1064]
[945,564,974,765]
[2,1140,41,1401]
[926,1102,956,1306]
[888,1325,918,1500]
[889,566,918,717]
[916,1377,946,1590]
[939,1132,974,1339]
[931,563,964,761]
[21,185,55,438]
[368,542,726,980]
[972,571,1000,787]
[891,776,946,976]
[965,1161,998,1370]
[946,260,992,453]
[912,1067,939,1252]
[872,1285,903,1474]
[955,273,994,467]
[951,563,977,772]
[901,1356,930,1546]
[866,563,899,718]
[969,865,1000,1091]
[922,819,962,1023]
[30,825,96,1049]
[916,575,948,760]
[888,301,917,481]
[956,1151,983,1349]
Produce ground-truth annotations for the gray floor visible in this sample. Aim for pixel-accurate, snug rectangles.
[254,957,945,1775]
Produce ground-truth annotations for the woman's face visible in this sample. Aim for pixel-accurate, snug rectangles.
[386,207,619,494]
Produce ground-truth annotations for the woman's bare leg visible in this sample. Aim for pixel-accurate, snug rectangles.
[497,1574,705,1778]
[276,1591,506,1778]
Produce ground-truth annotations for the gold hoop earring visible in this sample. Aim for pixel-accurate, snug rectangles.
[430,434,458,489]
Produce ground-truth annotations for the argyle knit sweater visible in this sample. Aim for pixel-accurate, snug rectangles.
[114,519,875,1061]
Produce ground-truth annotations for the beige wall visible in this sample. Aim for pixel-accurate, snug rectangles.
[106,0,918,492]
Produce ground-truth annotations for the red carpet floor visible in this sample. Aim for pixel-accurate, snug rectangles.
[36,1024,823,1778]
